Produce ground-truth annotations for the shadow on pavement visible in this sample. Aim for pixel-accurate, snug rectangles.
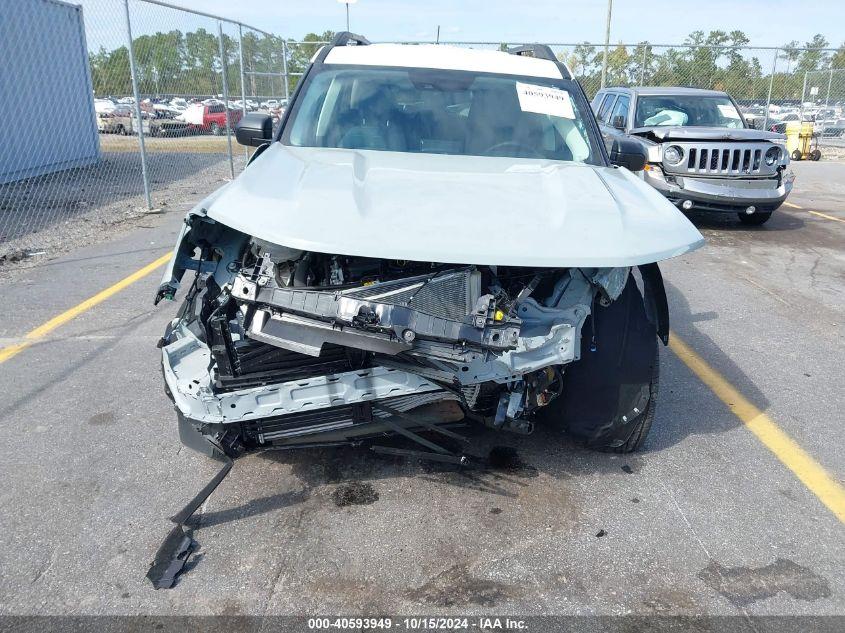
[642,278,771,452]
[685,209,805,233]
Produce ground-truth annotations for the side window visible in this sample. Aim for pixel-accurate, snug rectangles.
[210,104,224,113]
[597,94,617,123]
[591,91,605,113]
[609,95,630,128]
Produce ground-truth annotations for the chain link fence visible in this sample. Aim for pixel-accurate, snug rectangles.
[1,4,843,263]
[800,69,845,145]
[0,0,287,262]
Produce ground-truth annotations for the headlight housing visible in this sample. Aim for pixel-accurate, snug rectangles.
[663,145,684,165]
[765,146,781,166]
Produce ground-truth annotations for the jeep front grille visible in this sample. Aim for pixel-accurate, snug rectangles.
[665,143,778,177]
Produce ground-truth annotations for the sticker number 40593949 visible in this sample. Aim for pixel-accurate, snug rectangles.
[515,82,576,119]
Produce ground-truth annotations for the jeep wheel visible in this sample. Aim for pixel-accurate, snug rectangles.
[738,211,772,225]
[210,122,221,136]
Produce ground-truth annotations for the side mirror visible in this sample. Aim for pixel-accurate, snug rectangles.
[612,114,626,130]
[235,112,273,147]
[610,138,647,172]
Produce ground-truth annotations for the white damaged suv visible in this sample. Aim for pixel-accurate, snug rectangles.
[155,34,704,462]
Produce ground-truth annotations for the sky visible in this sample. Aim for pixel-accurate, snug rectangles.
[148,0,844,49]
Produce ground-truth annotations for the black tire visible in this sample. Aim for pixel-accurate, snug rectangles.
[738,211,772,225]
[600,340,658,454]
[116,124,125,135]
[791,149,803,161]
[210,122,221,136]
[540,276,661,453]
[810,149,821,161]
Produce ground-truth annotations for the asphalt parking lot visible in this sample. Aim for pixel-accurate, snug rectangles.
[0,161,843,621]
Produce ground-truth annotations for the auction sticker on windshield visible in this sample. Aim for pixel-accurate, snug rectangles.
[516,82,575,119]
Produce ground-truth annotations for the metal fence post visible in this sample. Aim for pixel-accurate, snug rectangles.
[600,0,613,89]
[799,71,808,122]
[123,0,152,210]
[639,46,647,86]
[218,21,235,178]
[238,24,248,160]
[282,40,290,100]
[823,68,833,125]
[763,48,777,130]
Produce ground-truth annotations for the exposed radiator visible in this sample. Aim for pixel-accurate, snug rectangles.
[343,268,481,321]
[216,339,365,391]
[249,390,461,443]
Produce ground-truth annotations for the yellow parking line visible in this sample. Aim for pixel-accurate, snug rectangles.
[783,201,845,223]
[0,252,170,365]
[669,332,845,524]
[807,210,845,224]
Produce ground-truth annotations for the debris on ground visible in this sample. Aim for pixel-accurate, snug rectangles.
[332,482,379,507]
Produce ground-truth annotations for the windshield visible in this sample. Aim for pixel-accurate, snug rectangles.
[283,66,599,164]
[634,95,745,129]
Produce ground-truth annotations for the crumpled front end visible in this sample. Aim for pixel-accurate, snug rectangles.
[156,212,640,456]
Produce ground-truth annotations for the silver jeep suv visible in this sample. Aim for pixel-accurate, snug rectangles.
[592,87,794,225]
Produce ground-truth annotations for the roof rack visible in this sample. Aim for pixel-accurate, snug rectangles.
[314,31,370,64]
[331,31,371,47]
[507,43,571,79]
[507,44,557,62]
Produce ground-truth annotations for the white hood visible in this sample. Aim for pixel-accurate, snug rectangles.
[205,143,704,267]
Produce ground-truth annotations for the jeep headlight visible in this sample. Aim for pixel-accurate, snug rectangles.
[663,145,683,165]
[765,146,781,166]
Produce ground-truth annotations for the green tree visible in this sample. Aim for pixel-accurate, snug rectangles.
[630,41,653,85]
[286,31,335,93]
[797,34,829,72]
[830,43,845,69]
[780,40,800,73]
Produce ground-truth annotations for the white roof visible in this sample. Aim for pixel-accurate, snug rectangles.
[322,43,566,80]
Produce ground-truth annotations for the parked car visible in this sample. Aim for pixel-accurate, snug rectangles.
[593,87,793,225]
[232,99,259,112]
[96,104,133,134]
[179,102,242,135]
[94,98,116,114]
[142,107,192,137]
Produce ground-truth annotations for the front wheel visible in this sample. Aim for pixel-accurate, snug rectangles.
[738,211,772,225]
[210,122,221,136]
[540,276,661,453]
[601,341,658,453]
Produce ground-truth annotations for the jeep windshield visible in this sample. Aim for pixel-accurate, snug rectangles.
[283,66,599,164]
[634,95,744,129]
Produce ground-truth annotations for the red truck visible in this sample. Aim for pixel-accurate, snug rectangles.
[182,102,243,135]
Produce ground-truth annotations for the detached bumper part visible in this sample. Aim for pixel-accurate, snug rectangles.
[146,452,233,589]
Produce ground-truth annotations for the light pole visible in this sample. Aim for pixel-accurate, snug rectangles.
[338,0,358,32]
[600,0,613,89]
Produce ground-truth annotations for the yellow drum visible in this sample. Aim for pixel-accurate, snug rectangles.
[785,121,821,161]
